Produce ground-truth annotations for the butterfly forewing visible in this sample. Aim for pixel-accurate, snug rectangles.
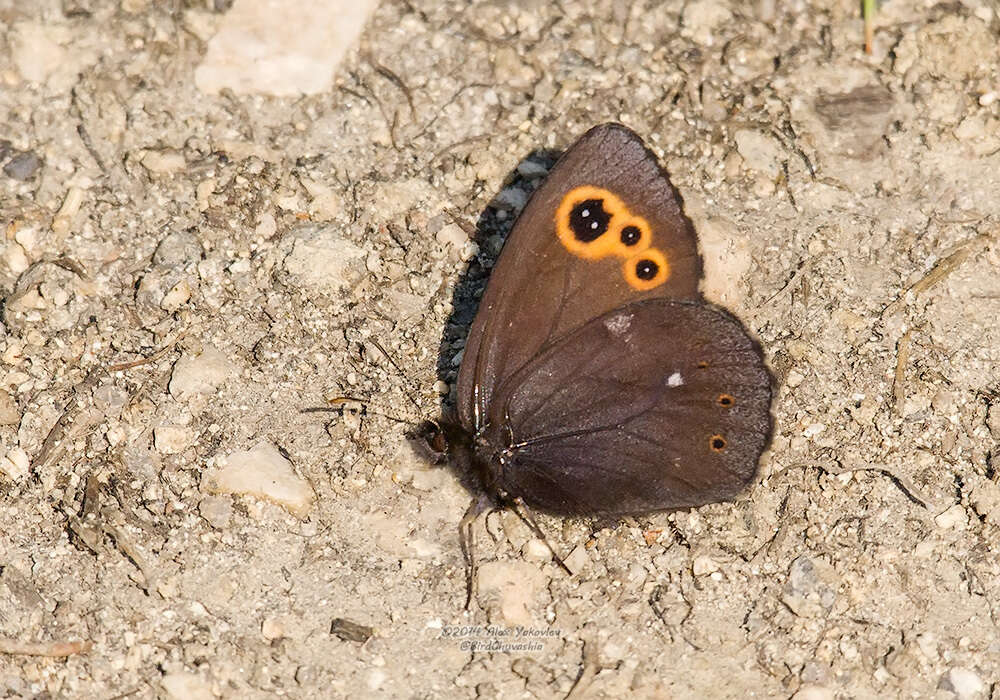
[458,124,703,433]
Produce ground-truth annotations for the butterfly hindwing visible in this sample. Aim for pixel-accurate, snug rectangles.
[458,124,703,432]
[482,300,773,516]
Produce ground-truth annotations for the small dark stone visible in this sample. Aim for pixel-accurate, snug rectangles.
[62,0,95,17]
[330,617,374,643]
[4,151,42,181]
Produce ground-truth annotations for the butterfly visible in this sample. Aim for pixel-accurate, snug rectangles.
[441,123,774,519]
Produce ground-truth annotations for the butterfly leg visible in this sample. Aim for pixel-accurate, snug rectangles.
[509,496,572,575]
[459,493,492,610]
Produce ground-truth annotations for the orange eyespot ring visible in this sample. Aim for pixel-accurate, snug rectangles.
[555,186,628,259]
[697,361,710,369]
[610,215,653,256]
[710,434,727,452]
[717,393,735,407]
[623,248,670,291]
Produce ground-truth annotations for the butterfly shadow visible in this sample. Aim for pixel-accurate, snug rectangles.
[412,147,564,500]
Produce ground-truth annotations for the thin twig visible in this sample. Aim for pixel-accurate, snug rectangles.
[565,642,601,700]
[369,57,416,117]
[106,331,183,372]
[883,234,990,316]
[893,329,912,414]
[7,256,90,311]
[67,473,159,595]
[791,461,932,509]
[0,638,92,656]
[33,370,102,472]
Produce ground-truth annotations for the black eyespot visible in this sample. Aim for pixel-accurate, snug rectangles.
[710,435,727,451]
[620,225,642,246]
[635,259,658,280]
[569,199,611,242]
[717,394,734,407]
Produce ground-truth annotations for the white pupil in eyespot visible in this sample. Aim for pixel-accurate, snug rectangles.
[591,221,598,229]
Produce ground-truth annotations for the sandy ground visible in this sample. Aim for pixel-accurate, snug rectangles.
[2,0,1000,698]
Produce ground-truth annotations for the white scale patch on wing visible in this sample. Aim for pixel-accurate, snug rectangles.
[666,372,684,387]
[603,312,633,336]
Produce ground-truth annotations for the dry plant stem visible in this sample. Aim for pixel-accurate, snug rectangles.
[33,370,102,472]
[67,473,159,595]
[564,642,601,700]
[863,0,876,54]
[0,638,92,657]
[893,329,912,413]
[882,233,991,317]
[9,256,89,302]
[102,519,158,594]
[793,461,932,509]
[106,333,182,372]
[35,325,178,472]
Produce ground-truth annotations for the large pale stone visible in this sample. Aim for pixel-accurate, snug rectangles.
[202,443,314,517]
[195,0,379,96]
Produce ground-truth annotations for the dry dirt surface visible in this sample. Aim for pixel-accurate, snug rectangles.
[2,0,1000,698]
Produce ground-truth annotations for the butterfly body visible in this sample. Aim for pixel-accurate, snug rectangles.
[452,124,774,517]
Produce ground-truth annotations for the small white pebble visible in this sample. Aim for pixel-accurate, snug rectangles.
[367,669,387,691]
[141,150,186,174]
[459,240,479,261]
[160,279,192,311]
[803,423,826,438]
[791,686,834,700]
[13,226,37,252]
[161,672,213,700]
[934,504,968,530]
[2,243,30,275]
[0,447,30,481]
[563,545,589,575]
[522,539,551,562]
[261,617,286,640]
[203,443,315,517]
[435,223,468,249]
[692,555,719,576]
[153,425,196,455]
[169,345,236,399]
[786,369,805,387]
[939,667,985,700]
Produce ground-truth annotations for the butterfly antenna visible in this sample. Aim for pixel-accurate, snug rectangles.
[511,496,572,575]
[367,337,429,417]
[300,396,414,425]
